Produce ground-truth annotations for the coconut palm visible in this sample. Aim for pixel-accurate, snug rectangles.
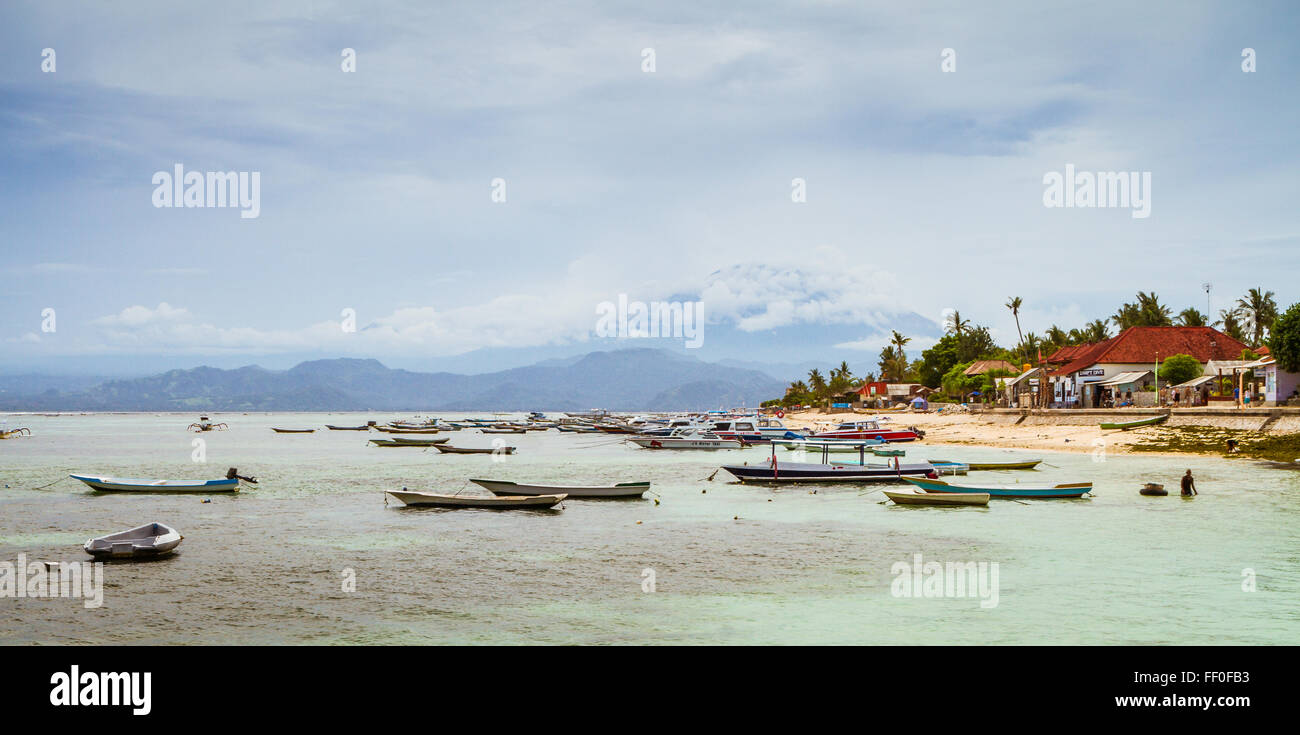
[1176,307,1208,327]
[1217,308,1246,342]
[1006,296,1024,346]
[1236,287,1279,346]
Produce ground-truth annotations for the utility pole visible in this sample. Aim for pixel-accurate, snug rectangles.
[1203,282,1213,321]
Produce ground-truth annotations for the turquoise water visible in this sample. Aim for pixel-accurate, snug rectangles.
[1,412,1297,645]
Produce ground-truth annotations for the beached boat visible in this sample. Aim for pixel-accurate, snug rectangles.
[926,458,1042,471]
[628,429,744,450]
[1099,414,1169,430]
[271,428,315,434]
[433,444,516,455]
[386,489,565,509]
[883,490,989,506]
[721,458,938,483]
[902,476,1092,499]
[810,419,924,442]
[69,474,241,493]
[84,522,183,559]
[326,424,370,431]
[471,479,651,498]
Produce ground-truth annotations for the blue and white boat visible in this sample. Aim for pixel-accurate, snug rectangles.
[70,474,241,493]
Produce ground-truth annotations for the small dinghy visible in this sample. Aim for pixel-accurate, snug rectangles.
[434,444,516,455]
[326,425,370,431]
[70,474,241,493]
[370,437,449,446]
[386,489,565,509]
[1140,483,1168,496]
[271,428,315,433]
[84,522,183,559]
[883,490,989,506]
[471,478,651,498]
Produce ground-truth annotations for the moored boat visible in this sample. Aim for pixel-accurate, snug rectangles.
[902,476,1092,499]
[69,474,241,493]
[628,429,744,450]
[721,458,938,483]
[271,428,315,433]
[326,424,371,431]
[433,444,516,455]
[471,479,651,498]
[1099,414,1169,430]
[774,438,884,453]
[84,522,183,559]
[386,489,565,509]
[810,419,924,442]
[883,490,989,506]
[926,458,1042,471]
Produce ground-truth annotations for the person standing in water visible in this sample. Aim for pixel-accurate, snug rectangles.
[1181,469,1197,497]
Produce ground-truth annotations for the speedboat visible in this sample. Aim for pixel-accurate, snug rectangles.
[628,428,744,449]
[810,419,924,442]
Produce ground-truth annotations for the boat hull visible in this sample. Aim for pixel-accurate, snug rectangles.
[434,445,516,454]
[1100,414,1169,430]
[884,490,989,506]
[902,476,1091,498]
[84,522,183,558]
[722,461,937,483]
[926,459,1042,471]
[471,479,650,498]
[70,475,240,493]
[386,490,565,508]
[629,437,742,449]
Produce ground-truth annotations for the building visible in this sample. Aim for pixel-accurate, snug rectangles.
[1045,326,1251,408]
[963,359,1019,377]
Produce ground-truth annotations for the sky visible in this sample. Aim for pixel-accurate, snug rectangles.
[2,0,1297,376]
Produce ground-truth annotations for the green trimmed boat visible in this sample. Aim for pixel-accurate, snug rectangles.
[903,476,1092,499]
[926,458,1042,471]
[1099,414,1169,431]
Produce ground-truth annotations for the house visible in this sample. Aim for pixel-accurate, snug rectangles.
[1241,356,1299,406]
[1045,326,1250,408]
[963,360,1020,377]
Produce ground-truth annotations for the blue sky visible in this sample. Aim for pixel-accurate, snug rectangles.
[2,1,1297,375]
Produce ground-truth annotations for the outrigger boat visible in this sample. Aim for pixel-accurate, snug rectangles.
[1099,414,1169,431]
[69,474,241,493]
[810,419,924,442]
[471,479,651,498]
[433,444,516,455]
[926,458,1042,471]
[883,490,989,506]
[0,427,31,439]
[902,476,1092,499]
[187,416,227,432]
[722,442,938,483]
[84,522,183,559]
[386,489,565,509]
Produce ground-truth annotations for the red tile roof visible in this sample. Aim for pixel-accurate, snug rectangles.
[963,359,1019,376]
[1050,327,1249,377]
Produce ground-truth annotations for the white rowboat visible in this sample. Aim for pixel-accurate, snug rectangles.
[69,474,241,493]
[84,522,183,558]
[470,479,650,498]
[386,489,566,509]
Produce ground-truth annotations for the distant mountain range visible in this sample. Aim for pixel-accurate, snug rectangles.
[0,349,788,412]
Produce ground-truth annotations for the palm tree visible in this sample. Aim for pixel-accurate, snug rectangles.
[1083,319,1110,343]
[1236,287,1279,346]
[1217,308,1246,342]
[1020,332,1041,363]
[890,330,911,359]
[806,368,827,403]
[943,310,968,340]
[1006,297,1024,346]
[1176,307,1208,327]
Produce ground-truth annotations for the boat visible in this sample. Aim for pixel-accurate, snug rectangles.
[872,448,906,457]
[1140,483,1168,496]
[271,428,315,434]
[326,425,371,431]
[0,427,31,439]
[187,416,227,432]
[774,438,884,452]
[433,444,516,455]
[721,458,938,484]
[1258,459,1300,470]
[84,522,183,559]
[386,489,565,509]
[707,418,802,443]
[481,428,527,434]
[929,461,969,475]
[374,426,441,434]
[810,419,924,442]
[471,479,651,498]
[69,474,241,493]
[1099,414,1170,431]
[370,437,449,447]
[926,458,1042,471]
[557,425,601,433]
[902,476,1092,499]
[628,429,744,450]
[883,490,989,506]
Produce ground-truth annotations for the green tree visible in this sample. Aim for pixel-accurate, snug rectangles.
[1082,319,1110,342]
[1269,302,1300,373]
[1158,354,1202,386]
[1006,296,1024,346]
[1176,307,1207,327]
[918,334,961,388]
[806,368,827,404]
[1236,287,1279,347]
[1218,308,1246,342]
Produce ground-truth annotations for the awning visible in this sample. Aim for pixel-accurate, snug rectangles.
[1094,370,1152,387]
[1173,375,1215,388]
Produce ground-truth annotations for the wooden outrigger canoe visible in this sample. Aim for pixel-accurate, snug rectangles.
[70,474,241,493]
[927,458,1042,471]
[883,490,989,506]
[1099,414,1169,431]
[433,444,516,455]
[902,476,1091,499]
[471,479,650,498]
[386,489,565,509]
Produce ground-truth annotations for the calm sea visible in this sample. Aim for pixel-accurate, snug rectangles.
[2,412,1297,645]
